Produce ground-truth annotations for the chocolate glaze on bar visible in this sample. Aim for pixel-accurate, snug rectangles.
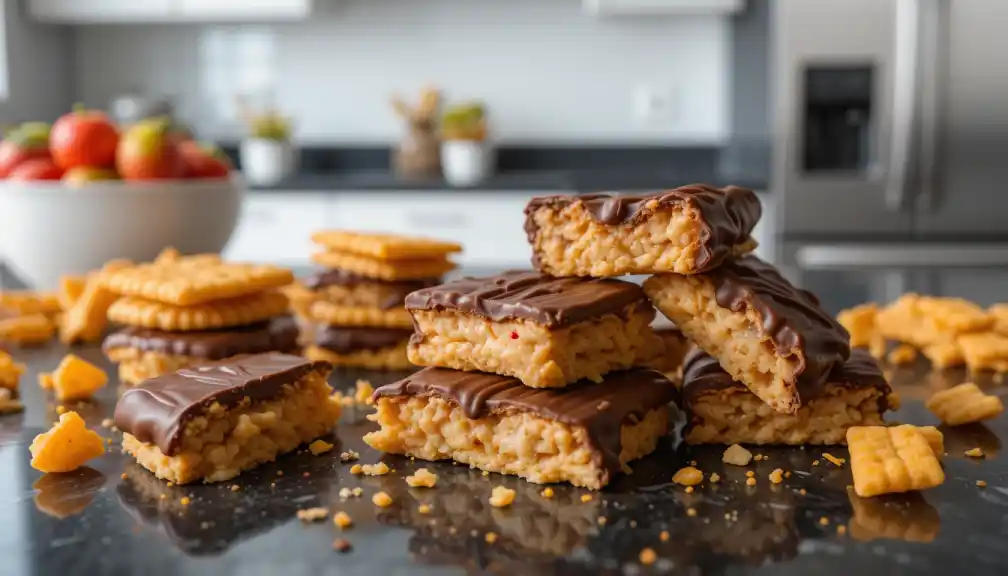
[707,255,851,397]
[113,353,330,455]
[682,348,889,408]
[314,324,413,353]
[404,270,652,327]
[102,316,299,360]
[303,269,441,309]
[524,185,762,272]
[373,367,677,481]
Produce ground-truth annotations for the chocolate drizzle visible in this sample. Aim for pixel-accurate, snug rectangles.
[102,317,299,360]
[682,348,889,408]
[113,353,331,455]
[404,270,652,327]
[707,255,850,397]
[303,269,441,309]
[372,367,677,482]
[314,325,413,353]
[524,185,762,272]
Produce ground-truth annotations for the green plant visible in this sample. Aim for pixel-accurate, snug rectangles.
[441,102,487,142]
[248,112,292,141]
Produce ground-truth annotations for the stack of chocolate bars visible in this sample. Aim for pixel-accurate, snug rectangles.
[100,256,297,385]
[524,185,893,446]
[291,231,462,370]
[365,270,678,490]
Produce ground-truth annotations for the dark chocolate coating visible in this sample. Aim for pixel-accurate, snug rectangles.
[403,270,652,327]
[706,255,851,399]
[113,353,331,455]
[303,269,441,310]
[102,317,299,360]
[681,348,889,407]
[372,367,678,481]
[314,325,413,353]
[524,185,762,272]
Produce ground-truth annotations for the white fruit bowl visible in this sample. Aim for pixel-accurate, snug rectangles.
[0,176,243,290]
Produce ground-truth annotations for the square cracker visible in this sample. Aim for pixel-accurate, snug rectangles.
[847,425,944,497]
[100,261,294,306]
[311,230,462,260]
[311,251,456,281]
[925,382,1004,426]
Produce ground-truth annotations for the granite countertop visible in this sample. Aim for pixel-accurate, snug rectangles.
[2,334,1006,574]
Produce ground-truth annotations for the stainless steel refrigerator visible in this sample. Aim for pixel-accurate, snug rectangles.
[773,0,1008,312]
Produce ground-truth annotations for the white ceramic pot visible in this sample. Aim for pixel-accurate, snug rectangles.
[441,140,493,187]
[240,138,297,186]
[0,177,243,290]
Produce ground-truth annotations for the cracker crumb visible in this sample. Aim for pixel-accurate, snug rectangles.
[630,520,637,528]
[167,482,174,487]
[418,504,432,514]
[597,516,607,526]
[354,379,375,405]
[709,472,721,484]
[746,477,756,487]
[541,487,554,499]
[489,485,516,508]
[340,450,360,463]
[159,494,166,500]
[822,453,846,467]
[837,525,847,536]
[965,447,985,458]
[338,488,352,499]
[784,471,792,478]
[580,494,593,503]
[819,517,830,526]
[481,470,489,476]
[659,530,670,542]
[685,486,694,494]
[332,538,353,553]
[372,492,393,508]
[297,507,329,522]
[276,471,283,476]
[352,487,362,497]
[722,444,753,466]
[340,396,355,407]
[230,484,240,492]
[180,497,191,506]
[769,469,784,484]
[333,511,353,529]
[745,471,755,478]
[672,466,703,486]
[597,400,611,411]
[308,439,334,455]
[687,507,697,517]
[485,532,498,544]
[812,460,820,466]
[405,467,438,488]
[360,462,390,476]
[977,480,988,488]
[101,418,114,428]
[55,405,67,415]
[800,489,807,495]
[689,460,697,466]
[639,547,657,566]
[350,464,363,475]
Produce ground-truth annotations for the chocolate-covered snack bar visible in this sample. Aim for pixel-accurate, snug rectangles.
[103,317,299,386]
[524,185,761,277]
[303,324,414,370]
[683,348,891,445]
[292,269,441,315]
[644,256,850,413]
[645,317,691,376]
[364,367,677,489]
[405,271,662,388]
[114,353,340,484]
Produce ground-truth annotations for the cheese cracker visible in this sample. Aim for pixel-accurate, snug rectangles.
[311,230,462,261]
[847,425,945,497]
[925,382,1004,426]
[100,261,293,306]
[107,291,289,331]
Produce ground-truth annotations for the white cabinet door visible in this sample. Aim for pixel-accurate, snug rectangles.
[29,0,176,23]
[330,192,547,268]
[223,193,331,265]
[584,0,744,16]
[176,0,312,21]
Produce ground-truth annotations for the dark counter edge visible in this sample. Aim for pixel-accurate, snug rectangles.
[217,142,770,193]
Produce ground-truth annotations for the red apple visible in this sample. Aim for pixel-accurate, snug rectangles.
[178,141,231,179]
[0,123,52,178]
[116,119,185,181]
[50,105,119,170]
[9,158,63,181]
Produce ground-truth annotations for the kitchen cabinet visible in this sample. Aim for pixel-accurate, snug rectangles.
[28,0,312,23]
[584,0,744,16]
[223,193,331,266]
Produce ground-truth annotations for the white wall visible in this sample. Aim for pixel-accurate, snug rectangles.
[0,0,74,125]
[73,0,730,144]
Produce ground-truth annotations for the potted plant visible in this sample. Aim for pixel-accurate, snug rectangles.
[239,107,296,186]
[440,102,492,187]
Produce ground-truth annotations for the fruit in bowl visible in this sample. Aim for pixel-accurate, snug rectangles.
[116,119,186,180]
[0,122,53,177]
[50,105,119,171]
[9,158,63,181]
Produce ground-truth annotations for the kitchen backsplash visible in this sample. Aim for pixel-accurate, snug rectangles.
[71,0,733,144]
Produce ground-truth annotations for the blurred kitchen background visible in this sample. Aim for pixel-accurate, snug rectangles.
[2,0,1007,312]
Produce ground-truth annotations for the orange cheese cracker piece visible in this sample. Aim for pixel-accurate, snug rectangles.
[0,351,25,391]
[29,411,105,473]
[957,332,1008,374]
[58,276,88,310]
[847,425,944,497]
[107,291,289,331]
[0,290,61,316]
[0,314,55,346]
[100,260,294,306]
[53,354,108,402]
[311,251,455,281]
[311,230,462,260]
[925,382,1004,426]
[60,277,119,344]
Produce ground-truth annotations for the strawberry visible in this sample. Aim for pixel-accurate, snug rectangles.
[178,141,231,179]
[116,119,185,180]
[0,123,52,178]
[9,158,64,181]
[50,105,119,170]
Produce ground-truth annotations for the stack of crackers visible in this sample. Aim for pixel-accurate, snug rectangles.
[0,291,62,346]
[98,254,296,385]
[290,230,461,370]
